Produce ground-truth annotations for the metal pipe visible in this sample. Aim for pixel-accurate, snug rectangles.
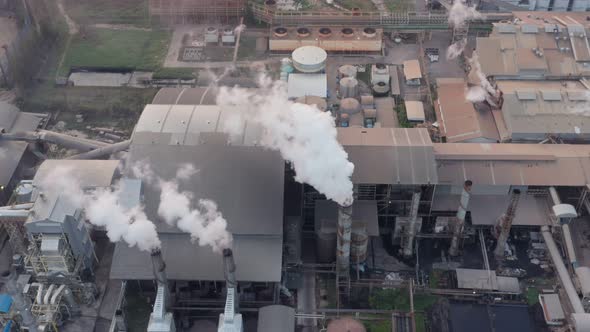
[337,204,353,273]
[67,140,131,160]
[50,285,66,305]
[36,284,44,305]
[223,249,237,289]
[0,209,29,219]
[0,130,108,151]
[494,189,521,260]
[0,203,34,210]
[550,187,578,267]
[449,180,472,256]
[403,189,421,257]
[44,284,55,305]
[541,226,585,314]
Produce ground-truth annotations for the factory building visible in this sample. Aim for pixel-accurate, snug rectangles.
[0,102,43,205]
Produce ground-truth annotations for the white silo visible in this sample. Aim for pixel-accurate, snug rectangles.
[340,77,359,98]
[338,65,358,79]
[340,98,361,115]
[291,46,327,73]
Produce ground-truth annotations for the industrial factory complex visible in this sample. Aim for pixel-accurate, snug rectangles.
[6,0,590,331]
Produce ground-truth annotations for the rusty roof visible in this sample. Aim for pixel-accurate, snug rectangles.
[435,78,499,143]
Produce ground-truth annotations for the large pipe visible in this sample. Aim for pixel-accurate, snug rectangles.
[223,249,237,289]
[66,139,131,160]
[549,187,578,267]
[449,180,472,256]
[0,209,30,220]
[150,249,167,287]
[403,189,422,257]
[541,226,585,314]
[0,130,108,152]
[494,189,521,260]
[44,284,55,305]
[337,204,353,273]
[0,203,34,210]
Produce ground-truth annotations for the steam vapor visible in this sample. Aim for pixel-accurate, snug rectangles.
[38,167,161,252]
[448,0,481,28]
[216,77,355,206]
[465,86,486,103]
[447,39,467,60]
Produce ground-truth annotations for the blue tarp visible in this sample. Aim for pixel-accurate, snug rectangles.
[0,294,13,314]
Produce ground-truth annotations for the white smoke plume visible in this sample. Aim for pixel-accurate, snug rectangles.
[37,166,161,252]
[234,24,246,35]
[466,53,499,107]
[157,177,232,253]
[448,0,481,28]
[176,163,198,180]
[447,39,467,60]
[465,86,487,102]
[216,77,355,206]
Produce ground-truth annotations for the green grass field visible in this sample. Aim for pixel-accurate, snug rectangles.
[385,0,414,11]
[337,0,376,11]
[65,0,149,26]
[59,28,171,75]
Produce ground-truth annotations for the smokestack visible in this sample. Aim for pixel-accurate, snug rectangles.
[403,189,422,257]
[449,180,472,256]
[494,189,522,261]
[337,204,353,274]
[151,249,167,287]
[223,248,237,289]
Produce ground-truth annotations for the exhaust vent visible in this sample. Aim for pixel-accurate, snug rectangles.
[319,27,332,38]
[363,27,377,38]
[341,28,354,37]
[265,0,277,6]
[274,27,288,38]
[297,27,311,38]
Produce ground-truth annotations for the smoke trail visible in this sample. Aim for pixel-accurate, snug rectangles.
[216,77,355,206]
[37,166,161,251]
[466,53,499,107]
[448,0,481,28]
[176,163,198,180]
[465,86,486,102]
[447,39,467,60]
[234,24,246,35]
[157,178,232,253]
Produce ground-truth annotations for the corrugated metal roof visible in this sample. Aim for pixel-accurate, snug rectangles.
[405,101,425,122]
[456,268,498,290]
[110,233,283,282]
[567,90,588,101]
[515,90,536,100]
[541,90,562,101]
[258,305,295,332]
[339,127,437,184]
[497,24,516,34]
[33,160,120,189]
[539,294,565,321]
[389,66,401,96]
[521,24,539,34]
[403,60,422,80]
[287,73,327,99]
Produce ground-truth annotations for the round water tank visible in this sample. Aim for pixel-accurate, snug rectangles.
[223,27,233,36]
[319,27,332,38]
[327,318,366,332]
[340,77,359,98]
[295,95,328,112]
[363,27,377,38]
[296,27,311,38]
[265,0,277,7]
[292,46,327,73]
[372,81,390,95]
[340,98,361,115]
[341,28,355,38]
[274,27,288,38]
[206,26,217,34]
[338,65,357,78]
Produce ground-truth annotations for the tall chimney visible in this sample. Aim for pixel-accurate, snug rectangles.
[337,204,353,274]
[403,189,422,257]
[223,249,237,289]
[449,180,473,256]
[494,189,522,260]
[151,249,167,287]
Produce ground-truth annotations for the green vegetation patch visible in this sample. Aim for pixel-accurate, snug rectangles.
[385,0,414,11]
[60,28,171,75]
[395,103,412,128]
[152,68,196,80]
[364,319,392,332]
[369,288,437,311]
[64,0,149,26]
[337,0,376,11]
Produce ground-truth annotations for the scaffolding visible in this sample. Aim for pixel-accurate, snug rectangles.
[26,234,77,277]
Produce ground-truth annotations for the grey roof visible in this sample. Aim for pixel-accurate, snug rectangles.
[33,160,120,188]
[151,87,218,105]
[539,294,565,321]
[257,305,295,332]
[456,268,520,293]
[339,127,438,185]
[314,200,379,236]
[110,233,283,282]
[431,192,550,226]
[0,102,42,186]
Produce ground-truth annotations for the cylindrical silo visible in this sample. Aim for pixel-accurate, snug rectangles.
[316,227,337,263]
[292,46,327,73]
[350,225,368,265]
[360,95,374,107]
[295,95,327,112]
[340,98,361,115]
[338,65,358,79]
[372,81,390,96]
[340,77,359,98]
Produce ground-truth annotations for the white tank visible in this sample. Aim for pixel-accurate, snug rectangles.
[577,266,590,297]
[291,46,327,73]
[372,82,390,95]
[340,98,361,115]
[340,77,359,98]
[338,65,357,79]
[572,313,590,332]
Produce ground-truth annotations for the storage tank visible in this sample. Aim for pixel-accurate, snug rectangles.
[338,65,357,79]
[327,318,366,332]
[340,77,359,98]
[371,63,389,84]
[340,98,361,115]
[295,95,327,112]
[205,26,219,44]
[372,82,390,96]
[360,95,374,107]
[291,46,327,73]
